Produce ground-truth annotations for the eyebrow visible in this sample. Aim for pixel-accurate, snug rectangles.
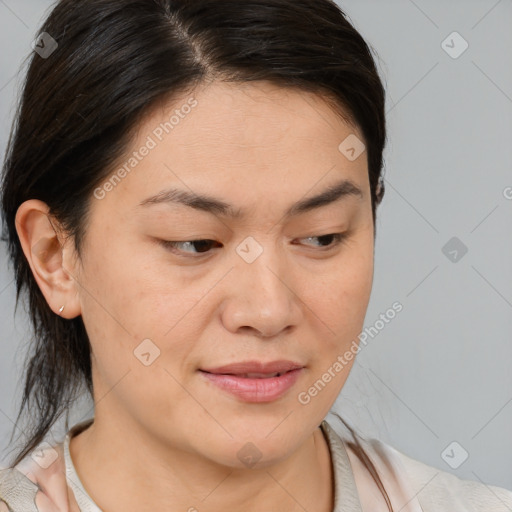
[138,178,363,219]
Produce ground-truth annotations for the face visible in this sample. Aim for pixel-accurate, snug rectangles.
[72,80,374,467]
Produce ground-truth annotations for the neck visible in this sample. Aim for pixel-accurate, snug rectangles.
[68,415,334,512]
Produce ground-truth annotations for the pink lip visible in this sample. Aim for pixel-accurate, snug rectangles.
[199,368,304,402]
[201,360,304,375]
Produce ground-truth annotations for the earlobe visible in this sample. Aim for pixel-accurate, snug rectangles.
[14,199,82,319]
[375,178,385,205]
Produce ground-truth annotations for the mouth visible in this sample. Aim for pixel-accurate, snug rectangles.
[200,360,304,376]
[201,371,290,378]
[198,366,304,403]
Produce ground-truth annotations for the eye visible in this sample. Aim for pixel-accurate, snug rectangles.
[159,239,222,256]
[295,233,347,250]
[159,232,347,258]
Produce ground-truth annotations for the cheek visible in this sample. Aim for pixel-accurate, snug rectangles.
[78,220,163,321]
[78,232,210,377]
[75,224,158,369]
[296,243,373,412]
[303,235,374,332]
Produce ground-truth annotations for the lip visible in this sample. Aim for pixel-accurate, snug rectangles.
[199,360,305,403]
[199,368,304,403]
[200,360,304,375]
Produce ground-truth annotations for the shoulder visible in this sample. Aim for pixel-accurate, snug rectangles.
[353,433,512,511]
[375,439,512,511]
[0,441,69,512]
[322,421,512,512]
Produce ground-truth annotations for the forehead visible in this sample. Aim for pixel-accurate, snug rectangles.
[95,80,369,215]
[148,80,361,150]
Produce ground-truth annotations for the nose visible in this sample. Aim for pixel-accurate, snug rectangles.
[220,241,303,338]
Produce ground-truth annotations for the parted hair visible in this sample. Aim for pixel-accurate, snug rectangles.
[1,0,388,507]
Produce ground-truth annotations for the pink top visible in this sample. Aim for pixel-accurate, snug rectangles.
[1,418,511,511]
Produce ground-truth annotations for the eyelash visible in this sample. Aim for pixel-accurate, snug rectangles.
[159,233,347,257]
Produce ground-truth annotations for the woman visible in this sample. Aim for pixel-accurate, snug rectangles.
[0,0,511,511]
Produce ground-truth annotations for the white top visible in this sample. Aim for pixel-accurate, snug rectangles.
[1,418,511,511]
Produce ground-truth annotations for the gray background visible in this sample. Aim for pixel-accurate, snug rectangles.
[1,0,511,491]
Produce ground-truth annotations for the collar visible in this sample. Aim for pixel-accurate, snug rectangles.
[63,418,362,512]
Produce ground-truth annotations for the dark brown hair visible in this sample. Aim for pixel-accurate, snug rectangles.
[1,0,388,507]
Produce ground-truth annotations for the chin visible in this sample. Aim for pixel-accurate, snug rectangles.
[197,428,303,471]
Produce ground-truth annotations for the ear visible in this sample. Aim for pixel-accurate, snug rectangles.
[15,199,82,319]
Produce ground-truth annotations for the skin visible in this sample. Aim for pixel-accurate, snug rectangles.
[15,79,376,512]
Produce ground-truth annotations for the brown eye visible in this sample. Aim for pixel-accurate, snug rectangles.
[160,239,222,256]
[296,233,346,250]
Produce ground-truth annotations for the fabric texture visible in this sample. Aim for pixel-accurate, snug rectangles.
[1,418,511,511]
